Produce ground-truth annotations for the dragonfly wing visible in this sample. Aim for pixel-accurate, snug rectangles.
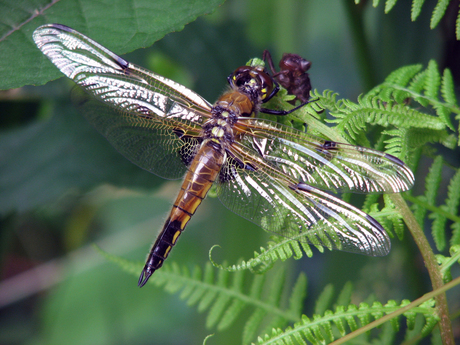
[217,159,390,256]
[33,24,212,179]
[235,118,415,193]
[72,86,202,178]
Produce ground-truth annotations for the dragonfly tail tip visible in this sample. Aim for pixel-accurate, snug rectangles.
[138,269,153,288]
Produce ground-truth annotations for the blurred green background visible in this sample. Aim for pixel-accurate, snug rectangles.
[0,0,457,344]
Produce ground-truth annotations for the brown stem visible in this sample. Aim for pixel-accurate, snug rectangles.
[390,193,454,345]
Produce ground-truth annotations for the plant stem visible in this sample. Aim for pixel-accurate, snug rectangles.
[390,193,454,345]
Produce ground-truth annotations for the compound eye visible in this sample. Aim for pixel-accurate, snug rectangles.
[229,66,252,88]
[234,74,247,87]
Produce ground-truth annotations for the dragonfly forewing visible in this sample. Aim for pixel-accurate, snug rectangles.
[233,117,415,194]
[34,24,212,179]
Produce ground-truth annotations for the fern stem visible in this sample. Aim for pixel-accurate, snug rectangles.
[328,276,460,345]
[404,193,460,223]
[342,0,376,90]
[390,193,455,345]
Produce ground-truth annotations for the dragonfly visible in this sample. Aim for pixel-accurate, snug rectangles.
[263,50,312,104]
[33,24,415,287]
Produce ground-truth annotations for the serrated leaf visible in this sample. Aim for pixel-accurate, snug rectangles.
[411,0,425,21]
[424,60,441,99]
[457,7,460,40]
[314,284,334,315]
[0,0,225,90]
[217,300,246,330]
[441,69,457,106]
[288,273,308,317]
[243,309,266,345]
[384,0,398,13]
[206,294,231,328]
[335,282,353,307]
[430,0,450,29]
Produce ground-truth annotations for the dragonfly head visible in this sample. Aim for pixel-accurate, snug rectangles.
[227,65,276,104]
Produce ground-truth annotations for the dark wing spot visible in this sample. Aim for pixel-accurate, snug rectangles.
[117,56,129,70]
[365,214,386,234]
[384,153,404,166]
[291,182,313,192]
[314,140,338,160]
[322,140,337,149]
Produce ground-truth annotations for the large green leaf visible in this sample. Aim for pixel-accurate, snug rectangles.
[0,101,165,215]
[0,0,225,90]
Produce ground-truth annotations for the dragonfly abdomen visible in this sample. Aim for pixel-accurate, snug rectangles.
[138,141,225,287]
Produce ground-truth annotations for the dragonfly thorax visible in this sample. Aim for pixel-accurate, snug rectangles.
[213,90,255,117]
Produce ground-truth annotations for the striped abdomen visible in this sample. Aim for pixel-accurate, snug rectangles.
[138,141,225,287]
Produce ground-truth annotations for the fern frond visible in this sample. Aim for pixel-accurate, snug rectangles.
[369,61,459,130]
[311,89,343,113]
[408,69,429,104]
[253,299,438,345]
[377,63,423,98]
[417,129,456,149]
[322,62,456,144]
[98,246,450,344]
[368,0,460,39]
[427,61,456,130]
[383,126,456,167]
[209,236,316,273]
[98,249,307,343]
[326,95,445,141]
[382,128,409,157]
